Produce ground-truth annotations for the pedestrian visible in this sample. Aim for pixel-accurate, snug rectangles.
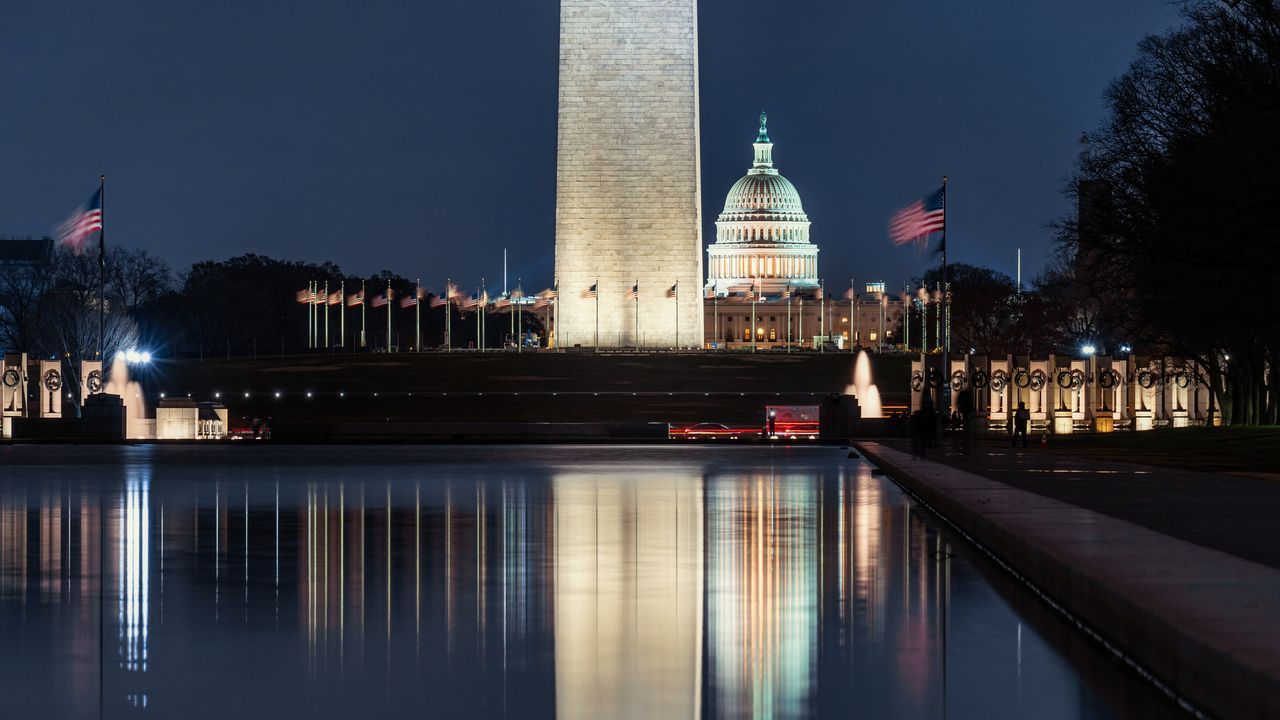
[911,396,937,458]
[1011,401,1030,448]
[956,388,975,453]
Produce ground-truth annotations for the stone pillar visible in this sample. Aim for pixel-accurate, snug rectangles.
[554,0,704,348]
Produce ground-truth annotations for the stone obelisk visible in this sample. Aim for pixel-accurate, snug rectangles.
[554,0,703,349]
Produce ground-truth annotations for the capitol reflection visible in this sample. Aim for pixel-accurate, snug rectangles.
[0,447,1140,719]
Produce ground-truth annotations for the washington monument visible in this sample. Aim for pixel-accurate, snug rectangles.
[554,0,704,348]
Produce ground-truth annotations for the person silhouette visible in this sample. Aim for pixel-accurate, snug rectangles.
[1011,401,1031,448]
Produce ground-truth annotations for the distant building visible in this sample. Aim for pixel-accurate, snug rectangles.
[0,237,54,266]
[702,116,905,350]
[705,112,818,297]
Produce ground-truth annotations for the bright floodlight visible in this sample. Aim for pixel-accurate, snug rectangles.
[123,349,151,365]
[1082,344,1097,356]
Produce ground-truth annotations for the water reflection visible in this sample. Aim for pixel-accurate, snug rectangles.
[0,446,1177,719]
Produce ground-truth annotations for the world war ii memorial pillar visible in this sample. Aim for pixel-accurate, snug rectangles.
[554,0,704,349]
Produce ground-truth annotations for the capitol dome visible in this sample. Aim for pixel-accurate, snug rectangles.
[706,112,819,296]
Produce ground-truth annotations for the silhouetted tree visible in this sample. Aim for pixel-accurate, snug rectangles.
[1061,0,1280,424]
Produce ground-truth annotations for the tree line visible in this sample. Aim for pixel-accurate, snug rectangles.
[0,247,547,397]
[1057,0,1279,425]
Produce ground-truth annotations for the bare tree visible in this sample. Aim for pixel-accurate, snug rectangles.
[0,258,55,353]
[107,247,172,315]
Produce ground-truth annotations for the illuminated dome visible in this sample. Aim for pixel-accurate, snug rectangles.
[707,112,819,295]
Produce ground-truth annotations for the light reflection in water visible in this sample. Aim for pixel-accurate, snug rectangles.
[0,446,1180,719]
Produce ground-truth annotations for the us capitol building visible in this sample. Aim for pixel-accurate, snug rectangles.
[702,113,903,350]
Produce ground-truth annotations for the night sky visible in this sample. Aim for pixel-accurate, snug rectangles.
[1,1,1179,294]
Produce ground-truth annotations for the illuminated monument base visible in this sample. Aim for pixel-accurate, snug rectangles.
[912,353,1211,432]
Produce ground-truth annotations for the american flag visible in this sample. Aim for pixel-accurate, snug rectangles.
[428,295,446,308]
[889,186,945,248]
[346,290,364,307]
[583,283,597,299]
[782,284,792,299]
[666,282,678,298]
[461,295,478,310]
[57,187,103,254]
[371,289,393,308]
[327,290,343,305]
[746,278,760,302]
[295,288,315,304]
[625,283,638,301]
[538,288,557,300]
[399,294,417,309]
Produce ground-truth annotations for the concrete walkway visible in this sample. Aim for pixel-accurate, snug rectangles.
[880,437,1280,570]
[856,441,1280,720]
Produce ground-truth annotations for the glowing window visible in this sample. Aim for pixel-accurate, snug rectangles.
[869,332,878,341]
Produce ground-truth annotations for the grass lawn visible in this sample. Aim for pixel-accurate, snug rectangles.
[1043,426,1280,476]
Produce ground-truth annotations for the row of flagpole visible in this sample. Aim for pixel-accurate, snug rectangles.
[296,277,558,351]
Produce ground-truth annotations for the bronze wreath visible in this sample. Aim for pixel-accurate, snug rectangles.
[910,371,924,392]
[2,368,19,388]
[971,369,989,389]
[1098,369,1118,389]
[43,369,62,392]
[950,370,967,391]
[1029,369,1046,391]
[1138,370,1157,389]
[927,368,943,388]
[1014,369,1031,388]
[1056,370,1074,389]
[990,369,1009,392]
[1174,371,1190,388]
[1070,369,1085,389]
[86,370,103,393]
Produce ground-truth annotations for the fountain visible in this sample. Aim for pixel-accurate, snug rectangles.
[845,350,883,418]
[104,356,153,439]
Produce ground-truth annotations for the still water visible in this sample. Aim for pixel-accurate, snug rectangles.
[0,445,1177,719]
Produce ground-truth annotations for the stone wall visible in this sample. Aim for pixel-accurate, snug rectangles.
[554,0,704,348]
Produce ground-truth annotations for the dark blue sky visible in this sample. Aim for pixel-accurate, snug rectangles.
[1,1,1179,293]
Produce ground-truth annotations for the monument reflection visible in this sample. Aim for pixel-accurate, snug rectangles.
[0,446,1168,718]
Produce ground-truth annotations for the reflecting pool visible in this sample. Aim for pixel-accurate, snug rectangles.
[0,445,1180,718]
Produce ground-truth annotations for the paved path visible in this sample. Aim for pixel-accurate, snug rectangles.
[881,436,1280,570]
[857,442,1280,720]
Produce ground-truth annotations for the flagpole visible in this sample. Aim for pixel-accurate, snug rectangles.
[517,281,522,354]
[786,284,791,354]
[942,175,949,354]
[850,278,856,353]
[674,281,679,350]
[324,280,330,349]
[97,175,105,361]
[446,279,452,352]
[415,278,421,352]
[941,175,951,414]
[594,278,599,352]
[751,277,757,354]
[819,279,825,354]
[634,278,639,351]
[340,281,345,349]
[799,296,804,350]
[360,280,367,349]
[386,278,392,353]
[308,280,314,350]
